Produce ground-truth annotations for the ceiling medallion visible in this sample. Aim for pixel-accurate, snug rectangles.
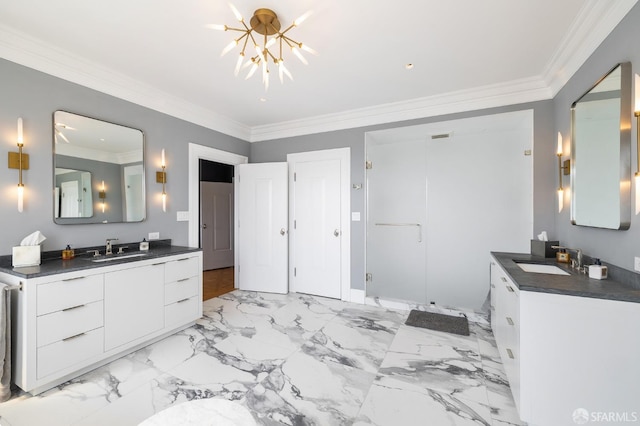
[210,4,316,90]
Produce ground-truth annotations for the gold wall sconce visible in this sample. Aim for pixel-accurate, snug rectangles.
[8,118,29,212]
[156,149,167,212]
[635,109,640,213]
[556,132,570,213]
[99,180,106,213]
[635,72,640,215]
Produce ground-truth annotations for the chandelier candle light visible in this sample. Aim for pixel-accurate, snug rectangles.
[210,4,316,90]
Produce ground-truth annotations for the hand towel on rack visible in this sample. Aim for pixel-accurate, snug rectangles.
[0,283,12,402]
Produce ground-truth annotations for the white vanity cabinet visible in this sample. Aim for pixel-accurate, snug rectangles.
[104,262,165,351]
[490,254,640,426]
[489,259,521,413]
[1,251,202,395]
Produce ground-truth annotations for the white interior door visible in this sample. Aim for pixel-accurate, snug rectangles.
[60,180,79,218]
[200,182,234,270]
[289,149,349,300]
[237,163,288,293]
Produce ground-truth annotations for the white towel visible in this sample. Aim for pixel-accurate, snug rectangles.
[0,283,11,402]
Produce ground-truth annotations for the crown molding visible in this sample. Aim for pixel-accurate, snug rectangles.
[250,77,552,142]
[542,0,638,96]
[0,0,634,144]
[0,24,251,142]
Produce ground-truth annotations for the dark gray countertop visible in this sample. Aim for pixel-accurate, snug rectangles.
[0,245,201,279]
[492,252,640,303]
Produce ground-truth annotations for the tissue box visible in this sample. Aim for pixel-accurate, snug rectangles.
[530,240,559,258]
[12,246,41,267]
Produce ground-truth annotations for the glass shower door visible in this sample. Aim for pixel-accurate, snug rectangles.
[366,138,427,304]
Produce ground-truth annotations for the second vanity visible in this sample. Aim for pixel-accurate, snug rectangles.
[0,246,202,395]
[490,252,640,426]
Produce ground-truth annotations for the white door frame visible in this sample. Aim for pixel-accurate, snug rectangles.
[287,148,351,301]
[188,143,248,286]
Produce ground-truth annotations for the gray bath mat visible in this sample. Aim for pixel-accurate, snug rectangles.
[405,310,470,336]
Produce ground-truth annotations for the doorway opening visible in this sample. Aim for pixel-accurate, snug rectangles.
[187,143,248,302]
[200,159,235,300]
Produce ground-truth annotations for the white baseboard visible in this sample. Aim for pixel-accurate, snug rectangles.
[349,289,365,304]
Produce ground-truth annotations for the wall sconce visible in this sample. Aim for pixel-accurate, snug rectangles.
[556,132,570,213]
[99,180,106,213]
[8,118,29,212]
[156,149,167,212]
[635,109,640,214]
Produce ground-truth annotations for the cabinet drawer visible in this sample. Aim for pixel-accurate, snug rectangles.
[165,276,199,305]
[165,296,199,328]
[37,275,103,316]
[165,256,199,283]
[37,328,103,379]
[37,301,104,347]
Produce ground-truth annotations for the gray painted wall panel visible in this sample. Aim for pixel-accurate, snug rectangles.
[0,58,249,254]
[553,3,640,272]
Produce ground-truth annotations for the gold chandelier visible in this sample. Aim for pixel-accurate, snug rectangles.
[210,4,316,90]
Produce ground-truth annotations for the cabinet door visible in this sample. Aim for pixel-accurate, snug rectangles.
[104,263,164,351]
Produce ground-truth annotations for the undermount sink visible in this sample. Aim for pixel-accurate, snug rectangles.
[516,263,570,275]
[90,253,148,263]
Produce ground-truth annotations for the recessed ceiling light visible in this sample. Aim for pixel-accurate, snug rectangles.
[405,63,414,70]
[260,97,267,102]
[99,138,105,141]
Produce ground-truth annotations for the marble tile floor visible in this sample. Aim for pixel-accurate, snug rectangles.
[0,290,524,426]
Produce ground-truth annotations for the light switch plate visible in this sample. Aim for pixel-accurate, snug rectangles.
[635,257,640,272]
[176,211,189,221]
[148,232,160,240]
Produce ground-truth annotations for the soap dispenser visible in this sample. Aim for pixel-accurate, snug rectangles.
[62,245,75,260]
[139,238,149,251]
[556,248,570,263]
[589,259,608,280]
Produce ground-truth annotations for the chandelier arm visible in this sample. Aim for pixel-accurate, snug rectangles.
[280,23,296,35]
[240,33,250,55]
[281,35,302,47]
[265,48,278,63]
[224,26,249,33]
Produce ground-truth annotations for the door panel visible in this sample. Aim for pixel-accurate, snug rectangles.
[200,182,234,270]
[237,163,288,294]
[291,159,342,299]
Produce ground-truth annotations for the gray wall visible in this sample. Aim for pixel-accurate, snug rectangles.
[553,3,640,272]
[251,101,557,290]
[0,58,249,254]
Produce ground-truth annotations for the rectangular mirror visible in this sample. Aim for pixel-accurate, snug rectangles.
[570,62,631,230]
[53,111,146,224]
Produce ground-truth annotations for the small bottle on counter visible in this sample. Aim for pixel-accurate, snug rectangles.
[588,258,608,280]
[139,238,149,251]
[62,245,75,260]
[556,248,570,263]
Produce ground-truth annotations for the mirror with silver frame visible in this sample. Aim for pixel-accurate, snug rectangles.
[570,62,632,230]
[53,111,146,224]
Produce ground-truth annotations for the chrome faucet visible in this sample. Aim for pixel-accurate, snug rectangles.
[552,245,583,269]
[106,238,118,255]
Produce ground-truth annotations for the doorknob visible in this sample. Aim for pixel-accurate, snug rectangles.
[280,228,286,236]
[202,224,207,229]
[334,229,340,237]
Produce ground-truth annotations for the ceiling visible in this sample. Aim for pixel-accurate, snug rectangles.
[0,1,636,142]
